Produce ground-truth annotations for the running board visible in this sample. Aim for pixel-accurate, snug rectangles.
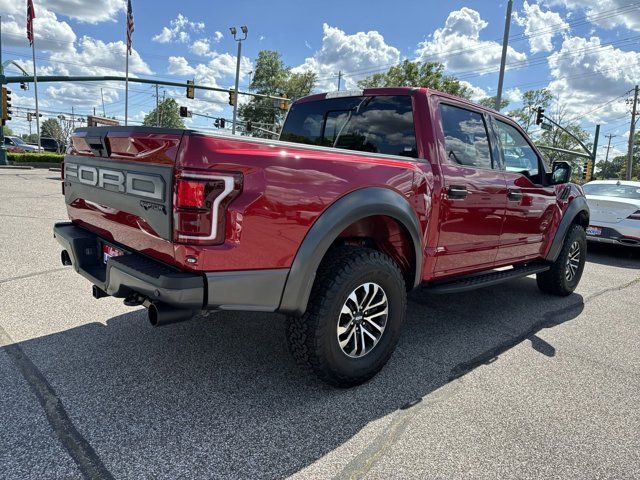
[426,263,551,294]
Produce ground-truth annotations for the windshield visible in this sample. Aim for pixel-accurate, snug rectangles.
[280,95,417,158]
[583,183,640,200]
[11,137,26,145]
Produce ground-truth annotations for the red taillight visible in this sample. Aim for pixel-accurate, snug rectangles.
[173,171,242,245]
[176,180,206,208]
[628,210,640,220]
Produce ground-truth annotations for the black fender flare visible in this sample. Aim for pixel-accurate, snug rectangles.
[545,196,589,262]
[278,187,423,316]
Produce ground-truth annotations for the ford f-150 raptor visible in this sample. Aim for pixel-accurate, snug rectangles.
[54,87,589,386]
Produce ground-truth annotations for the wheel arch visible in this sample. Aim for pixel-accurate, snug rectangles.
[278,187,423,316]
[545,195,590,262]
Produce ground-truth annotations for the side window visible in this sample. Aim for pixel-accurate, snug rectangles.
[494,120,540,177]
[440,104,493,169]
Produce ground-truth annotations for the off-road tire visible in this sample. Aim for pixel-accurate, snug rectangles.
[537,224,586,296]
[287,246,407,387]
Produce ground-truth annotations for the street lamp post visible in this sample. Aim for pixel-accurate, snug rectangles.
[230,25,248,135]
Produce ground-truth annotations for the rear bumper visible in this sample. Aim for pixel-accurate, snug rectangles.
[54,222,205,308]
[586,224,640,247]
[53,222,289,311]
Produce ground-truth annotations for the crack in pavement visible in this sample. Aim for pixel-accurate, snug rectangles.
[0,325,114,480]
[334,275,640,480]
[0,268,68,285]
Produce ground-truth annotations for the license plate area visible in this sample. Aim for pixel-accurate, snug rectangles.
[586,226,602,236]
[102,242,126,264]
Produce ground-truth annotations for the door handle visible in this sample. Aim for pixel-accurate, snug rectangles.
[508,189,523,201]
[447,185,468,199]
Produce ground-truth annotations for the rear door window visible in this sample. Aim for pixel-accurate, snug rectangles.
[439,104,493,169]
[280,95,417,157]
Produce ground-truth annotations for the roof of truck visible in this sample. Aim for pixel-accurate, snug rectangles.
[294,86,504,116]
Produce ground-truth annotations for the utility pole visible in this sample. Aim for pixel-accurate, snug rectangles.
[337,71,342,92]
[603,133,616,179]
[155,83,159,127]
[0,15,7,165]
[495,0,513,112]
[626,84,638,181]
[100,88,106,117]
[230,26,248,135]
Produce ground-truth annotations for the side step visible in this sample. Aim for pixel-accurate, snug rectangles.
[426,263,551,294]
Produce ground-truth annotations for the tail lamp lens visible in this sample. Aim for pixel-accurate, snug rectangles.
[173,172,242,245]
[628,210,640,220]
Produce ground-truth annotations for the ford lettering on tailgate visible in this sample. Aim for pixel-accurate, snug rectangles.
[65,162,165,201]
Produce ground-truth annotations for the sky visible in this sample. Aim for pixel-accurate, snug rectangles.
[1,0,639,161]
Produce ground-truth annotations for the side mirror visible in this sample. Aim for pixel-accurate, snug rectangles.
[550,161,571,185]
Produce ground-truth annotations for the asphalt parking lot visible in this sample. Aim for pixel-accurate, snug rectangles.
[1,168,639,480]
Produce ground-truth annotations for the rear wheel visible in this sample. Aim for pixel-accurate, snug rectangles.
[537,224,586,296]
[287,246,407,387]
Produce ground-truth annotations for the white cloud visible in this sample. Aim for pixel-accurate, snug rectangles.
[152,14,205,44]
[416,7,527,73]
[293,23,401,91]
[514,1,569,53]
[547,35,640,122]
[0,0,76,52]
[543,0,640,31]
[505,87,523,104]
[213,31,223,42]
[459,81,486,102]
[40,0,125,23]
[167,53,251,80]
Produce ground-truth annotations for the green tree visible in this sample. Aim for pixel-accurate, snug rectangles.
[239,50,316,137]
[478,96,509,110]
[357,60,470,99]
[598,132,640,179]
[142,98,185,129]
[41,118,63,140]
[508,88,553,133]
[21,133,39,144]
[3,125,13,136]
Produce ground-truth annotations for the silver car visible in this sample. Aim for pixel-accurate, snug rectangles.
[583,180,640,247]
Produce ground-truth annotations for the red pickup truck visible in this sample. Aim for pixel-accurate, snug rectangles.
[54,87,588,386]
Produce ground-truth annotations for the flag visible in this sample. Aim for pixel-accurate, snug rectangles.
[126,0,134,55]
[27,0,36,46]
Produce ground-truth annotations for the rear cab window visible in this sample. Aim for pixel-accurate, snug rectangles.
[280,95,418,158]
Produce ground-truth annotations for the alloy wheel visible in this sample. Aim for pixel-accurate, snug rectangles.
[565,241,581,282]
[336,282,388,358]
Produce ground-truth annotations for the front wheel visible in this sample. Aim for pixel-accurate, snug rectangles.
[287,246,407,387]
[537,224,586,296]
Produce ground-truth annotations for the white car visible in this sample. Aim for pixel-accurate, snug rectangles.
[582,180,640,247]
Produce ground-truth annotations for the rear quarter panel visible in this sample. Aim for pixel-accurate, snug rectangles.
[175,134,429,271]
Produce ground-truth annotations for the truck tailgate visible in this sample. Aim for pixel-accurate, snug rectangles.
[64,127,183,266]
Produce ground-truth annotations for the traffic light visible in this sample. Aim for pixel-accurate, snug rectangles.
[27,112,32,122]
[20,82,28,91]
[583,160,593,181]
[214,118,226,129]
[186,80,195,99]
[228,89,236,106]
[245,121,252,132]
[1,87,12,125]
[535,107,545,126]
[179,106,189,117]
[278,95,289,111]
